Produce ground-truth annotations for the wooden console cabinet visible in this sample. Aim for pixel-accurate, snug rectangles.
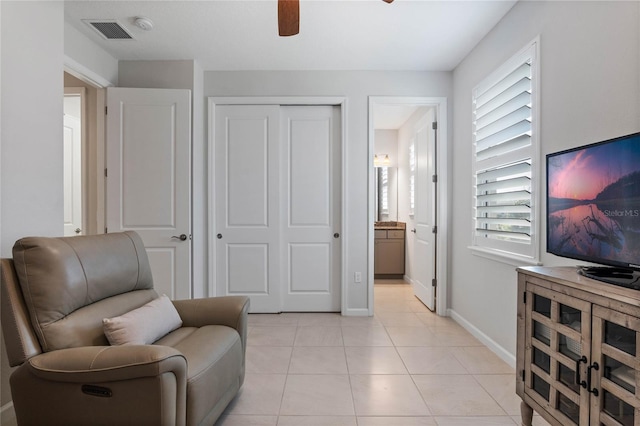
[517,266,640,426]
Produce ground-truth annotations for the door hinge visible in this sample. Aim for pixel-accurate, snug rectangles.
[432,121,438,130]
[105,227,108,234]
[523,292,527,304]
[521,370,526,381]
[432,174,438,183]
[105,106,108,115]
[432,226,437,233]
[104,168,108,177]
[432,278,437,287]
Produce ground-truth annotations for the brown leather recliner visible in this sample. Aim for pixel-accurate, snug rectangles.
[1,231,249,426]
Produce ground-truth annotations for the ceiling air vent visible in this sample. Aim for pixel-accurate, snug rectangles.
[84,20,134,40]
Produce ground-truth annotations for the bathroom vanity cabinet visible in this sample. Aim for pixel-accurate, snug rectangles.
[374,223,405,277]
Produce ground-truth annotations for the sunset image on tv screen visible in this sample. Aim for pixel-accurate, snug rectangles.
[547,134,640,265]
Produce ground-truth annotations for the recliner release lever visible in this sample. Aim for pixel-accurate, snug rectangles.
[82,384,112,398]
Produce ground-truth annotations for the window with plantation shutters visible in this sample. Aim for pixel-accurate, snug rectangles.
[409,140,415,215]
[472,39,539,261]
[380,166,389,214]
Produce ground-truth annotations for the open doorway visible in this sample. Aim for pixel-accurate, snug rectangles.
[63,87,85,236]
[63,71,106,236]
[368,97,448,316]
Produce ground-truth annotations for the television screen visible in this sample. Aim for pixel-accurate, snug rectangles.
[547,132,640,272]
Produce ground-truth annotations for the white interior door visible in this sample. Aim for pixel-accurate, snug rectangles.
[412,110,437,311]
[63,112,82,236]
[215,105,282,313]
[106,87,192,300]
[281,106,341,312]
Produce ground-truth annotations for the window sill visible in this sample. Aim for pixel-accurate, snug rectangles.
[468,246,542,268]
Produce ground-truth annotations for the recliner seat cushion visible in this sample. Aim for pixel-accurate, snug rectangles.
[155,325,243,425]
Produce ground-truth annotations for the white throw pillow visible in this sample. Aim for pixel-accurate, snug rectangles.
[103,295,183,345]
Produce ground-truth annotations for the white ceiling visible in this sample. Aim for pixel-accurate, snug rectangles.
[64,0,516,72]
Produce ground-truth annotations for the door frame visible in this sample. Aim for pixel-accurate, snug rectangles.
[368,96,448,315]
[208,96,348,313]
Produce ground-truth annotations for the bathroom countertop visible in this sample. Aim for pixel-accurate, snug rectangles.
[374,222,406,230]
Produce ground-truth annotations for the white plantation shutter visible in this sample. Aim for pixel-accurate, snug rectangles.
[472,40,539,260]
[409,140,416,215]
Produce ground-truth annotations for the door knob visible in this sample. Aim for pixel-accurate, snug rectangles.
[171,234,188,241]
[334,233,340,238]
[75,228,82,234]
[411,229,417,233]
[217,234,223,239]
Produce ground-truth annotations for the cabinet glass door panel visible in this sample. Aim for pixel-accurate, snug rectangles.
[560,303,582,332]
[524,284,592,426]
[558,362,581,394]
[591,305,640,426]
[534,293,551,318]
[532,372,550,401]
[601,389,634,426]
[534,320,551,346]
[604,321,636,356]
[604,355,634,393]
[533,346,551,374]
[559,333,582,360]
[556,392,580,425]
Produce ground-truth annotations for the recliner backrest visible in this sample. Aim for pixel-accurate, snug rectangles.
[3,231,158,358]
[1,258,41,366]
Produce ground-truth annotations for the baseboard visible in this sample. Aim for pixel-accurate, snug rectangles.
[342,308,370,317]
[1,401,17,426]
[447,308,516,369]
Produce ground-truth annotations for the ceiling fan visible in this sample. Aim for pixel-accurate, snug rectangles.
[278,0,394,37]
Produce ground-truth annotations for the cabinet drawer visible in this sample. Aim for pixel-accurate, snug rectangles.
[387,230,405,239]
[374,230,387,239]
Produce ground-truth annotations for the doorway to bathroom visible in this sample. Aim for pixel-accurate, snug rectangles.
[368,97,448,315]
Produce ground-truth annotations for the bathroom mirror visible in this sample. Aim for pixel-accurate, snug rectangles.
[375,166,398,222]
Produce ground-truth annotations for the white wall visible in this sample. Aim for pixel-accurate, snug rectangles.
[0,0,65,408]
[374,130,398,166]
[450,0,640,365]
[64,21,118,86]
[205,71,452,312]
[1,1,65,254]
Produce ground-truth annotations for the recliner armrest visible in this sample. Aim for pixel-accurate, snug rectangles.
[172,296,250,351]
[27,345,187,384]
[172,296,249,329]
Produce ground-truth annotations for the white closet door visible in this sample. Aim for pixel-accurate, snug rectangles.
[106,87,192,300]
[412,110,437,311]
[214,104,342,313]
[280,106,341,312]
[215,105,282,313]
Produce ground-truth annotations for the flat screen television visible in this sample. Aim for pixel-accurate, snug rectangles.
[546,131,640,288]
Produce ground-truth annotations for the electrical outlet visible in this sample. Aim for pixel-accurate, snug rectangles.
[354,272,362,283]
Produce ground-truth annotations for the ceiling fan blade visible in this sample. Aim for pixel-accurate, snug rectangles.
[382,0,394,3]
[278,0,299,37]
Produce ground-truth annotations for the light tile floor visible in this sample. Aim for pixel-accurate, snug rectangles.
[216,281,552,426]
